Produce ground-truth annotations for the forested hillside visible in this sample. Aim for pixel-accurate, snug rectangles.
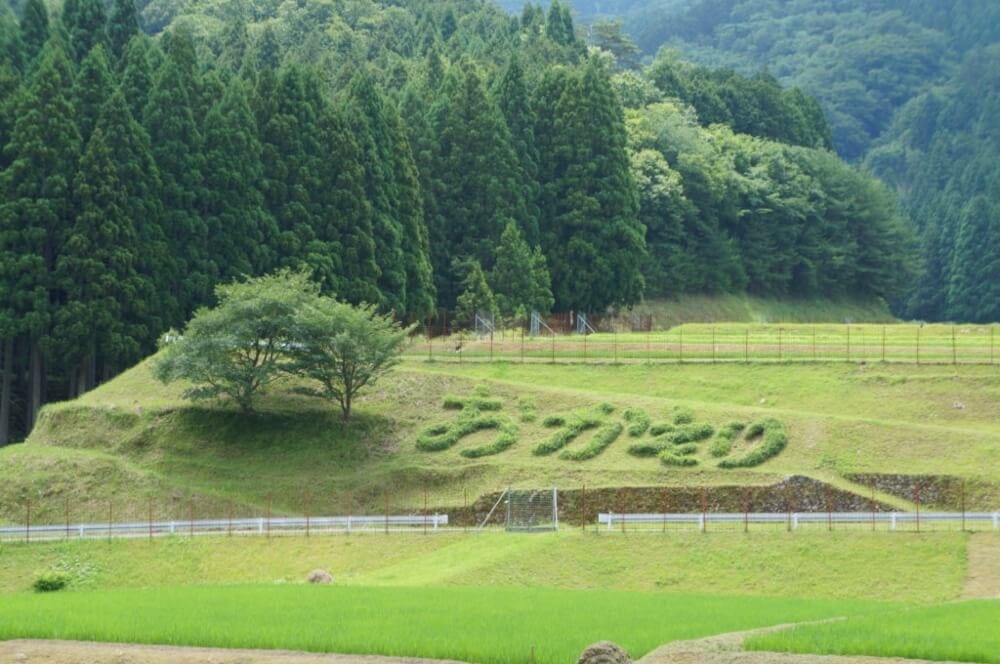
[0,0,915,443]
[546,0,997,323]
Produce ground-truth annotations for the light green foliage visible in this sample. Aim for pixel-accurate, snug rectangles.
[153,271,318,413]
[718,419,788,469]
[623,407,650,436]
[32,570,70,592]
[666,423,714,445]
[560,422,623,461]
[416,389,517,458]
[454,260,497,327]
[748,600,1000,664]
[288,298,410,420]
[533,413,601,456]
[659,451,698,467]
[0,584,887,664]
[710,422,746,458]
[672,408,694,425]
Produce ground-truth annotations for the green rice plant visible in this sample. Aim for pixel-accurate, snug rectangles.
[673,408,694,425]
[623,408,650,437]
[660,451,698,467]
[668,423,715,444]
[626,441,670,457]
[746,600,1000,664]
[0,584,886,664]
[560,422,623,461]
[717,419,787,468]
[648,422,674,436]
[533,416,601,456]
[710,421,746,458]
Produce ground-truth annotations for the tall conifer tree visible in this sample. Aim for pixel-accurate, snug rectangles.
[18,0,48,62]
[65,0,107,63]
[73,44,112,144]
[107,0,139,62]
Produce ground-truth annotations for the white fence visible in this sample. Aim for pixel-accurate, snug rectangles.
[0,514,449,543]
[598,511,1000,531]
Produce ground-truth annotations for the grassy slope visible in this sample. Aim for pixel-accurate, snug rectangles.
[2,356,998,524]
[631,295,896,327]
[0,530,977,602]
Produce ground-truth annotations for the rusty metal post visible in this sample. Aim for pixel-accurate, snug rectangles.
[870,482,876,531]
[189,497,194,538]
[25,498,30,543]
[961,482,966,532]
[228,502,233,537]
[464,487,468,534]
[916,326,921,365]
[915,482,921,533]
[679,329,684,364]
[952,326,957,365]
[661,487,668,533]
[148,497,153,541]
[882,326,887,362]
[846,326,851,362]
[384,493,389,535]
[305,492,311,538]
[65,496,70,540]
[581,484,587,531]
[108,499,113,543]
[618,488,625,534]
[743,488,749,533]
[701,486,707,533]
[520,324,525,364]
[826,484,833,532]
[778,327,783,362]
[423,488,428,535]
[746,328,750,363]
[712,327,717,364]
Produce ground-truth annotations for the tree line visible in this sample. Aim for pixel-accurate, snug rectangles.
[0,0,915,443]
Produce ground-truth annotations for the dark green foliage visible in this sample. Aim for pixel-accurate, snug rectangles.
[648,422,674,437]
[626,441,668,457]
[623,407,650,437]
[533,414,600,456]
[667,423,714,445]
[18,0,47,62]
[33,571,70,592]
[560,421,622,461]
[454,260,496,326]
[73,44,112,144]
[416,413,517,457]
[107,0,139,61]
[64,0,107,63]
[946,197,999,323]
[120,36,153,121]
[494,55,540,245]
[534,59,646,311]
[442,395,502,411]
[710,421,746,458]
[672,408,694,425]
[659,451,698,467]
[717,419,788,469]
[490,221,553,319]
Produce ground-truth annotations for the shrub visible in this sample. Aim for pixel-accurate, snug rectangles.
[627,441,670,457]
[718,419,787,468]
[674,443,699,456]
[673,408,694,425]
[710,421,746,458]
[659,451,698,467]
[518,398,537,423]
[542,414,567,428]
[443,395,502,411]
[623,408,650,437]
[560,422,623,461]
[460,419,519,458]
[33,571,70,593]
[416,414,515,455]
[533,416,601,455]
[649,422,675,436]
[668,423,714,444]
[596,402,615,415]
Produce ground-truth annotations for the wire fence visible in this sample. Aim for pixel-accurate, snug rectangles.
[596,511,1000,533]
[408,322,999,365]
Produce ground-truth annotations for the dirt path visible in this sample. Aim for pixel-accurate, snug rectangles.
[636,623,963,664]
[963,533,1000,599]
[0,641,467,664]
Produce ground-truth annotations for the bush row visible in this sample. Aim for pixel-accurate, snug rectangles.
[717,419,788,468]
[560,422,624,461]
[710,421,747,458]
[624,408,651,437]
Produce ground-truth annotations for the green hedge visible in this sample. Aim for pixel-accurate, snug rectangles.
[667,423,715,444]
[533,416,601,455]
[673,408,695,425]
[33,571,70,593]
[623,408,651,437]
[659,451,698,467]
[560,422,624,461]
[443,395,502,411]
[417,414,516,456]
[627,441,670,457]
[460,419,519,458]
[710,421,746,458]
[717,419,787,468]
[649,422,675,436]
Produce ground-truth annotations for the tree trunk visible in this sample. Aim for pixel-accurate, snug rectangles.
[28,338,41,432]
[0,337,12,446]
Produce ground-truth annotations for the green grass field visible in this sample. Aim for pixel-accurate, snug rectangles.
[747,600,1000,663]
[0,584,888,664]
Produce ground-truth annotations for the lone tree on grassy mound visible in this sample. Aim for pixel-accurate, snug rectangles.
[153,271,318,413]
[154,270,410,419]
[288,299,410,421]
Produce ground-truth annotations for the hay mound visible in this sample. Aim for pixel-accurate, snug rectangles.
[306,569,333,585]
[576,641,631,664]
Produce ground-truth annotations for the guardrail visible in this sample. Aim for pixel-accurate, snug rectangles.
[0,514,449,543]
[597,512,1000,531]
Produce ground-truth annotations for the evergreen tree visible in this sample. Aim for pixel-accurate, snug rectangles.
[454,260,496,326]
[73,44,113,144]
[534,59,646,311]
[347,73,407,314]
[494,54,540,246]
[256,25,280,70]
[64,0,107,63]
[0,44,81,429]
[95,87,174,346]
[430,58,528,307]
[201,78,276,281]
[107,0,139,62]
[545,0,574,46]
[491,221,553,318]
[53,128,141,394]
[120,35,153,121]
[0,14,24,169]
[144,50,210,317]
[947,196,999,322]
[19,0,48,62]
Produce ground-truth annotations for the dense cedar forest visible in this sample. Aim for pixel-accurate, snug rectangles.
[0,0,967,444]
[530,0,999,324]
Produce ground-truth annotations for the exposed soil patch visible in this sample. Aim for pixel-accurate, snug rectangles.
[0,641,466,664]
[963,533,1000,599]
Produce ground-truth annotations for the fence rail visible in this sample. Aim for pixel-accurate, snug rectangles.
[0,514,449,543]
[409,324,999,366]
[597,511,1000,532]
